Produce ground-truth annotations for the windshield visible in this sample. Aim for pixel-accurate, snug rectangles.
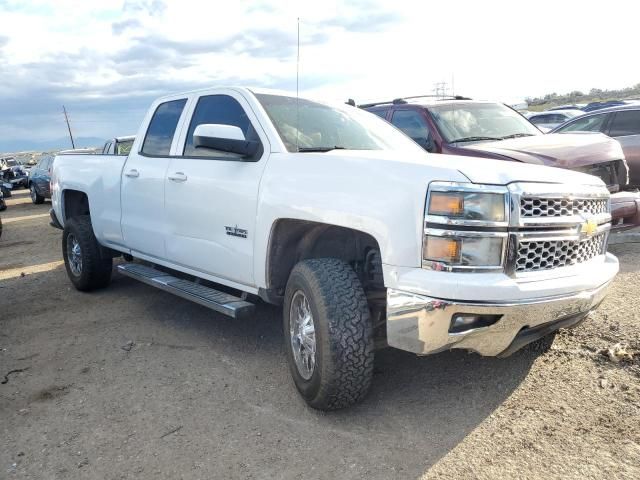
[255,93,425,153]
[430,103,541,143]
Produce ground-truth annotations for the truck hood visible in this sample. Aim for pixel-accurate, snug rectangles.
[323,149,605,187]
[460,132,623,168]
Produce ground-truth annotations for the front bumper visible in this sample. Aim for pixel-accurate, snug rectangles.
[386,280,611,357]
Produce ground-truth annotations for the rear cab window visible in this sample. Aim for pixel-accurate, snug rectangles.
[141,99,188,156]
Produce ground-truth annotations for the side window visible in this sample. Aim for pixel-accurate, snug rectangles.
[391,109,434,151]
[183,94,261,159]
[367,108,389,120]
[141,98,187,156]
[608,111,640,137]
[556,114,606,133]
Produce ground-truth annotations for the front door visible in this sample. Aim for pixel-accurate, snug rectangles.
[120,98,187,259]
[164,92,269,287]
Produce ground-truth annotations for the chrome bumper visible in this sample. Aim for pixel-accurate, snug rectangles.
[386,281,611,356]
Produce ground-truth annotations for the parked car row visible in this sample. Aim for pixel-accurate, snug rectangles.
[358,95,640,230]
[526,109,584,130]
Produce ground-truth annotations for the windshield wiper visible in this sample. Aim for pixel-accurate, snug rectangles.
[500,133,535,139]
[297,146,346,153]
[450,136,502,143]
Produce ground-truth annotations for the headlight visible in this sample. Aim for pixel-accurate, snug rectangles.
[427,184,508,226]
[423,182,510,271]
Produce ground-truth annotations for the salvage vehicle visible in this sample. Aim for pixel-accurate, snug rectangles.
[51,87,618,410]
[0,158,29,189]
[0,180,11,199]
[101,135,135,155]
[551,104,640,187]
[362,96,640,231]
[27,154,53,204]
[526,109,583,131]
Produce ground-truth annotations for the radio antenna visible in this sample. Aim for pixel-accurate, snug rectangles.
[296,17,300,151]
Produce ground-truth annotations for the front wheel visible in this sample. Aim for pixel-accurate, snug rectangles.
[30,184,44,204]
[283,258,374,410]
[62,215,112,291]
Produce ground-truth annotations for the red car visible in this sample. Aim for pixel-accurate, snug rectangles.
[362,96,640,231]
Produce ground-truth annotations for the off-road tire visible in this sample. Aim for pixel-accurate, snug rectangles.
[62,215,112,291]
[283,258,374,410]
[30,184,44,204]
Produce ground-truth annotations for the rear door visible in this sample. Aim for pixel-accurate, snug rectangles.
[606,109,640,185]
[163,91,270,286]
[120,97,188,259]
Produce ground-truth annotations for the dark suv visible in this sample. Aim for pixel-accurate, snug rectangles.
[361,96,640,230]
[28,155,53,204]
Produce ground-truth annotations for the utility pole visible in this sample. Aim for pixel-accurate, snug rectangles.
[62,106,75,149]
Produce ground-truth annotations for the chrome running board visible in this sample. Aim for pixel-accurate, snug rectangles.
[117,263,254,319]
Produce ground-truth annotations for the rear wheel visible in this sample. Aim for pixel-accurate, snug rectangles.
[62,215,112,291]
[283,258,374,410]
[30,184,44,204]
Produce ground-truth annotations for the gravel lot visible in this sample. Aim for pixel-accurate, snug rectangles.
[1,189,639,479]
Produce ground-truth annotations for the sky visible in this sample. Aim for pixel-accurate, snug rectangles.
[1,0,639,151]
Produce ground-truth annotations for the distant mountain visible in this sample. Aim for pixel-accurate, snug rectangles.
[0,136,105,154]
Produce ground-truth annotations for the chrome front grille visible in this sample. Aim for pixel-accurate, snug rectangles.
[520,197,609,218]
[515,233,607,273]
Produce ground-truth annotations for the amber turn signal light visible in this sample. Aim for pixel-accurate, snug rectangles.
[429,192,464,216]
[424,236,461,263]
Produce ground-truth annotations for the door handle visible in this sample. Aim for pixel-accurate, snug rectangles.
[125,169,139,178]
[168,172,187,182]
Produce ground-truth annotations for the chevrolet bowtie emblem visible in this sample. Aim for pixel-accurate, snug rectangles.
[580,219,598,237]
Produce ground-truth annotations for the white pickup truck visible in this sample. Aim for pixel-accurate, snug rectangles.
[51,87,618,410]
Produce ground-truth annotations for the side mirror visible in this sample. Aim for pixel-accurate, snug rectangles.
[193,124,259,157]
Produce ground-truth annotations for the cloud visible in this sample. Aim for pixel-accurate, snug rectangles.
[326,11,403,32]
[122,0,166,16]
[0,34,8,48]
[112,18,141,35]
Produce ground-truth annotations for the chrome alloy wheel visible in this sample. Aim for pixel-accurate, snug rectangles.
[66,233,82,276]
[30,185,36,202]
[289,290,316,380]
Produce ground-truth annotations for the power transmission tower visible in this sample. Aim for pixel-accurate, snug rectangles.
[432,82,449,99]
[62,106,76,149]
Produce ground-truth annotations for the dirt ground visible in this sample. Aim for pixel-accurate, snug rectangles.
[1,188,639,480]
